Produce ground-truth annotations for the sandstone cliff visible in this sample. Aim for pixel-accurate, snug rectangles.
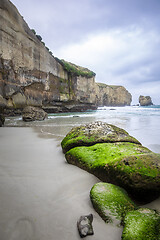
[96,83,132,106]
[0,0,132,114]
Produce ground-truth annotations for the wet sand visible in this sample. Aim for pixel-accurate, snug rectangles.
[0,127,123,240]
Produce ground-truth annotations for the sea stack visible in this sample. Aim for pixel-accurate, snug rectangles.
[139,96,153,106]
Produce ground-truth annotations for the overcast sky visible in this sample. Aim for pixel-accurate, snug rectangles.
[11,0,160,104]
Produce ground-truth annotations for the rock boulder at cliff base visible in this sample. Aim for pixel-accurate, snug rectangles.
[22,106,48,122]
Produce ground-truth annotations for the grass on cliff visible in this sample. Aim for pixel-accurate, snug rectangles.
[55,58,96,78]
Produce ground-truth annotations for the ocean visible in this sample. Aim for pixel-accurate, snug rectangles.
[5,105,160,153]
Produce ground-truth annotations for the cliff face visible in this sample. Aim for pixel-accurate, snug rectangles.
[96,83,132,106]
[0,0,132,114]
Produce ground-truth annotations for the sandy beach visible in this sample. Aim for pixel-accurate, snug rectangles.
[0,127,123,240]
[1,106,160,240]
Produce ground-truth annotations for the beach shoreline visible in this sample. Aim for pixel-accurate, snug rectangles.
[0,127,123,240]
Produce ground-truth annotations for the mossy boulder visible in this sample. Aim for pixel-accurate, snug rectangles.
[65,142,160,201]
[62,122,160,201]
[61,121,141,153]
[90,182,137,226]
[122,208,160,239]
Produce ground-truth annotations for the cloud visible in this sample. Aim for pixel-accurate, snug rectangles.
[12,0,160,48]
[55,26,160,78]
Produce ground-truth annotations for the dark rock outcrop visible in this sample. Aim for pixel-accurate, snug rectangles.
[139,95,153,106]
[0,97,6,126]
[0,0,132,115]
[62,122,160,202]
[22,106,48,122]
[77,214,94,238]
[0,113,5,126]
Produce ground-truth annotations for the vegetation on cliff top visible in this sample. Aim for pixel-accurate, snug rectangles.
[97,82,122,89]
[55,58,96,78]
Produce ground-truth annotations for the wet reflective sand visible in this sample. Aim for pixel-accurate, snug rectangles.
[0,127,123,240]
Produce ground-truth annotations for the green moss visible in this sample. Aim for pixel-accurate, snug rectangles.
[90,182,137,225]
[55,58,96,78]
[61,127,98,153]
[62,122,160,201]
[65,142,153,173]
[122,208,160,239]
[61,122,141,153]
[65,142,160,199]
